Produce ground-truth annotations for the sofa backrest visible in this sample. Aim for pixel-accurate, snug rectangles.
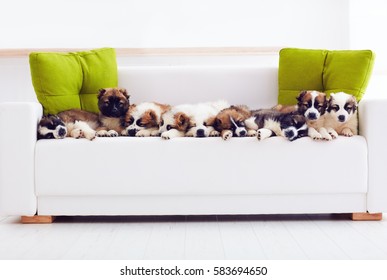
[117,66,278,109]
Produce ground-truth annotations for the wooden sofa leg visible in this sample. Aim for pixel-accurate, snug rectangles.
[351,212,383,221]
[21,215,55,224]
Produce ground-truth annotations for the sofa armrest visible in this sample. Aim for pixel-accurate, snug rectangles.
[0,102,42,215]
[359,97,387,212]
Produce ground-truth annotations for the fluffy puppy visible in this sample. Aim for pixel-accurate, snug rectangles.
[213,105,257,140]
[296,90,332,140]
[159,100,229,140]
[38,109,99,140]
[122,102,171,137]
[251,109,308,141]
[325,92,358,137]
[97,88,130,137]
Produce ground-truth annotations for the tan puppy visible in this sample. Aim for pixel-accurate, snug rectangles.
[97,88,130,137]
[325,92,358,137]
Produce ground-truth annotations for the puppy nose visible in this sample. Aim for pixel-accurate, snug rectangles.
[338,115,346,122]
[239,130,246,137]
[58,127,66,137]
[128,129,137,136]
[285,130,294,139]
[307,112,317,120]
[196,129,205,137]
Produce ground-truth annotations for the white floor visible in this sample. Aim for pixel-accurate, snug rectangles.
[1,214,387,260]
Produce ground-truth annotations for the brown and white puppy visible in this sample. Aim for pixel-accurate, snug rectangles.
[159,100,229,140]
[213,105,257,140]
[97,87,130,137]
[325,92,358,137]
[38,109,99,140]
[122,102,171,137]
[296,90,332,140]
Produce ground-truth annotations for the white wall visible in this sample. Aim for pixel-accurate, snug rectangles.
[0,0,349,49]
[349,0,387,74]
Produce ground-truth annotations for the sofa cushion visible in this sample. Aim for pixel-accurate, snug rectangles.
[29,48,117,115]
[278,48,375,105]
[35,137,367,196]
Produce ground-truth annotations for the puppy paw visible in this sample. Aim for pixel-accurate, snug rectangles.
[136,130,150,137]
[96,130,108,137]
[247,130,257,137]
[107,130,119,137]
[342,128,354,137]
[222,131,232,141]
[321,132,332,141]
[71,128,82,139]
[161,131,171,140]
[328,130,338,140]
[150,130,160,137]
[257,129,272,141]
[209,130,220,137]
[84,130,96,140]
[309,131,322,141]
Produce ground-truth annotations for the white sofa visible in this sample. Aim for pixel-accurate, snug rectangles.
[0,65,386,222]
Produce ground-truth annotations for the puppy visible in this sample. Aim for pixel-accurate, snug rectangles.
[97,88,130,137]
[251,109,308,141]
[122,102,171,137]
[213,105,258,140]
[159,100,229,140]
[296,90,332,140]
[325,92,358,137]
[38,109,99,140]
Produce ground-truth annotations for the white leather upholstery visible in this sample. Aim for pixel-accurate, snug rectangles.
[35,136,367,196]
[0,102,42,215]
[359,97,387,212]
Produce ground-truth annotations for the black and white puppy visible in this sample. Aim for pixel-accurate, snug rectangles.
[250,109,308,141]
[325,92,358,137]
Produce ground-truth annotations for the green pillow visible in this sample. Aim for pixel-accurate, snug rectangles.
[278,48,375,105]
[30,48,117,115]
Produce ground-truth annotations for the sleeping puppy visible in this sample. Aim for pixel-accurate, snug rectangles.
[213,105,258,140]
[159,100,229,140]
[325,92,358,137]
[251,109,308,141]
[296,90,332,140]
[97,87,130,137]
[122,102,171,137]
[38,109,99,140]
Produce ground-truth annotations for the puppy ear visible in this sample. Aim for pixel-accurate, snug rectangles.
[326,96,333,113]
[175,113,189,130]
[119,88,130,100]
[205,116,216,126]
[296,90,307,102]
[98,88,106,99]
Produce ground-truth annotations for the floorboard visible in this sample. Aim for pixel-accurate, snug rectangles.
[0,214,386,260]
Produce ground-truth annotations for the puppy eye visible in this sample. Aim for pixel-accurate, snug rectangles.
[166,125,172,130]
[160,120,164,126]
[119,103,124,107]
[303,102,308,106]
[128,117,134,125]
[136,119,144,127]
[239,122,245,127]
[203,122,207,126]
